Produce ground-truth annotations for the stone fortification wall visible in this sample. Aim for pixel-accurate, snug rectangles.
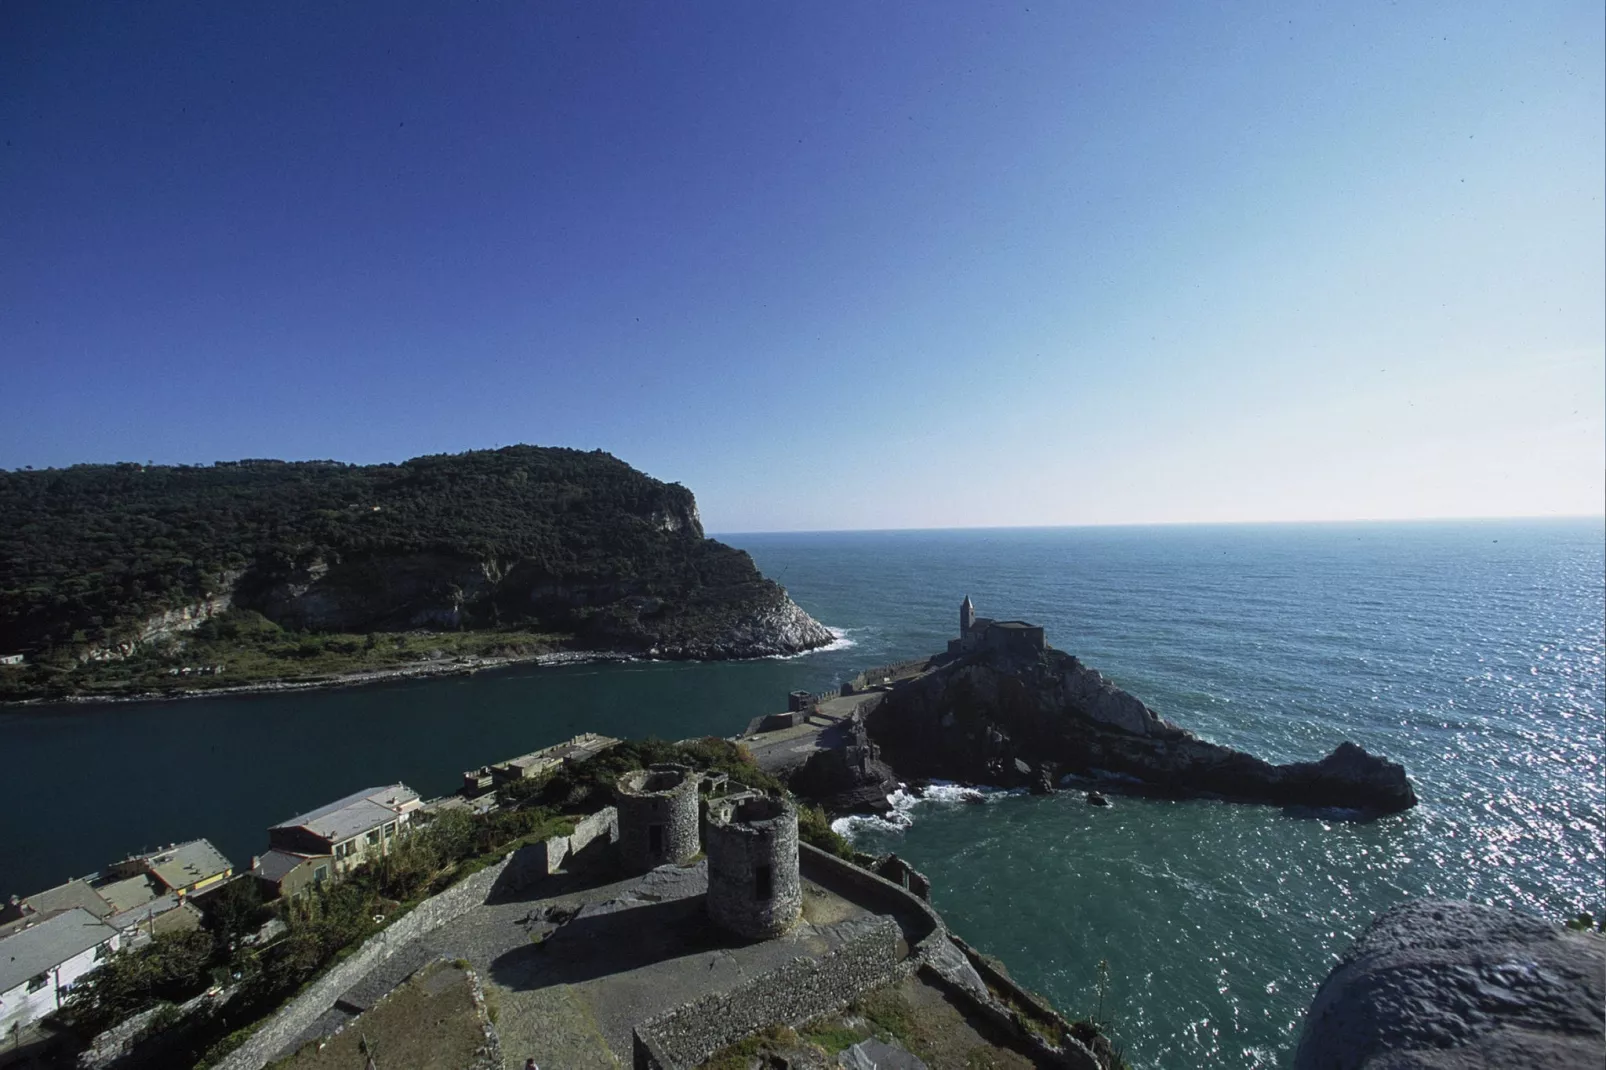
[616,765,701,872]
[211,855,512,1070]
[845,659,931,694]
[942,932,1103,1068]
[77,984,234,1069]
[632,916,903,1070]
[796,843,946,960]
[705,796,802,939]
[500,807,618,893]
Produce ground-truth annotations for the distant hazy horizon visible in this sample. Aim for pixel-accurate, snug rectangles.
[713,514,1606,536]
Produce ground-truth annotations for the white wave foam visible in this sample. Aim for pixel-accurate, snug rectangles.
[765,625,858,660]
[831,780,1004,842]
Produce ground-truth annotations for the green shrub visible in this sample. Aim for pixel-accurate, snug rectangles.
[797,803,855,860]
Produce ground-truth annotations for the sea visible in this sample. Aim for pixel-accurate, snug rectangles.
[2,519,1601,1068]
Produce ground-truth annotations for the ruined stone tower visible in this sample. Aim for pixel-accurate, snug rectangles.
[960,594,976,636]
[705,795,803,939]
[615,764,701,873]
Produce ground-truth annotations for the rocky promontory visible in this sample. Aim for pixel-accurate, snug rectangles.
[864,642,1418,814]
[0,447,834,700]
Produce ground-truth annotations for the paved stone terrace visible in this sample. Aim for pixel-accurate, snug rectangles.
[740,693,882,776]
[277,855,878,1069]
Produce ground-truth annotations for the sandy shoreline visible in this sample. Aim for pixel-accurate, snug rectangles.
[0,649,637,709]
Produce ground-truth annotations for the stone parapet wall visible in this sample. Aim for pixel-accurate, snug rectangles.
[796,843,946,960]
[210,855,512,1070]
[632,916,904,1070]
[77,984,234,1069]
[942,932,1103,1068]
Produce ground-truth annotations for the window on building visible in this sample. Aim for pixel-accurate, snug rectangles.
[27,973,48,993]
[383,822,396,838]
[755,864,773,900]
[366,829,380,847]
[95,943,110,960]
[314,865,329,883]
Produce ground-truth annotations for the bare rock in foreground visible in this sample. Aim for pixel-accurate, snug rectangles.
[1294,899,1606,1069]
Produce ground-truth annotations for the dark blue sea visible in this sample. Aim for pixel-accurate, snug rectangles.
[2,519,1601,1067]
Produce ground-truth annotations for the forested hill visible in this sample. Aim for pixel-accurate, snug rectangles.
[0,447,831,689]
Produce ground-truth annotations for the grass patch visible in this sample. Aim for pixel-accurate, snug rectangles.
[701,1025,799,1070]
[800,1022,864,1054]
[9,614,572,700]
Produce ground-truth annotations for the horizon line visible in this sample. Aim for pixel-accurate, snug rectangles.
[711,514,1606,537]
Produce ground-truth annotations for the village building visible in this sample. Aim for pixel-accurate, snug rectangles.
[0,880,113,928]
[462,732,620,794]
[106,839,234,898]
[266,784,421,878]
[1,854,217,951]
[249,849,333,901]
[0,907,121,1035]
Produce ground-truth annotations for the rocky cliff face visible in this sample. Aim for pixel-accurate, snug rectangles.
[866,645,1418,814]
[78,575,244,664]
[221,548,833,659]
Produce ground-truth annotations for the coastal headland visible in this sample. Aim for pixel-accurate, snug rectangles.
[746,600,1418,816]
[0,447,835,703]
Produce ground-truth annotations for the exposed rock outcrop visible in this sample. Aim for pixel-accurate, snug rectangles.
[1294,899,1606,1069]
[236,551,833,659]
[867,645,1418,814]
[788,713,901,813]
[77,578,241,663]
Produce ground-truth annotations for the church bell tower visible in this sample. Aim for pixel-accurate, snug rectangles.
[960,594,975,636]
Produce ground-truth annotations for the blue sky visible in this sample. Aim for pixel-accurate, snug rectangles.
[2,2,1601,531]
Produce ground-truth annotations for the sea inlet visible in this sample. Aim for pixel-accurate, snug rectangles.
[4,520,1601,1068]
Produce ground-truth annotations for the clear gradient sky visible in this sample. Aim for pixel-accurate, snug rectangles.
[2,2,1602,531]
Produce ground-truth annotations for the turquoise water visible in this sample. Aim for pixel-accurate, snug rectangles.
[2,519,1601,1067]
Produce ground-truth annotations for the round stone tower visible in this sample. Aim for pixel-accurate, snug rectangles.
[615,764,701,873]
[705,795,802,939]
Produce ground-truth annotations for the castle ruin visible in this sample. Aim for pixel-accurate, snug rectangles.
[704,795,803,939]
[615,764,702,873]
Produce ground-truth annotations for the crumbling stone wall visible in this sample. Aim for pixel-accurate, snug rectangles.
[616,764,701,873]
[872,854,932,902]
[501,806,619,893]
[211,854,512,1070]
[633,917,903,1069]
[705,796,802,939]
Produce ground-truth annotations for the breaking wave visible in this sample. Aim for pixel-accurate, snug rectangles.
[830,780,1007,840]
[767,624,857,660]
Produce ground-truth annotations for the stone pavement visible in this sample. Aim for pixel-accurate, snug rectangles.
[741,693,882,776]
[283,856,876,1069]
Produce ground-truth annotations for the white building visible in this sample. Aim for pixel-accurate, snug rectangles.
[267,784,422,877]
[0,907,121,1035]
